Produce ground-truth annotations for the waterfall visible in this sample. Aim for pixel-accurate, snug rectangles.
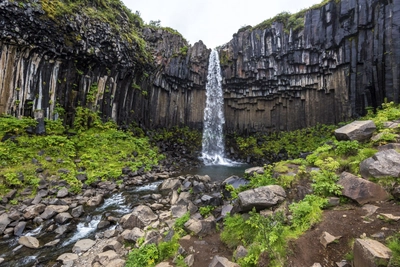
[201,50,231,165]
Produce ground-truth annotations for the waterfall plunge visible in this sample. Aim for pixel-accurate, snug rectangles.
[201,50,232,165]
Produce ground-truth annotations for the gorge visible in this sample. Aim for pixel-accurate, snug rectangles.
[0,0,399,134]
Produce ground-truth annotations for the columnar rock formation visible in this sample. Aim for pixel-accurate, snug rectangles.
[0,0,399,133]
[219,0,400,132]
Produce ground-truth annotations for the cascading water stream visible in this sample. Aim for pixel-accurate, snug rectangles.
[201,50,232,165]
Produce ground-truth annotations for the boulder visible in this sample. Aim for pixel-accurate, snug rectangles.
[160,179,181,191]
[103,240,122,252]
[209,256,239,267]
[55,212,73,224]
[57,188,69,198]
[14,221,27,236]
[121,228,145,242]
[71,205,84,218]
[320,231,341,248]
[0,213,11,234]
[23,204,46,219]
[338,172,390,205]
[334,120,376,141]
[18,236,40,249]
[184,254,195,267]
[44,239,60,247]
[360,149,400,178]
[353,238,392,267]
[234,185,286,212]
[121,205,158,229]
[106,259,126,267]
[171,205,188,218]
[93,250,119,266]
[244,167,264,175]
[87,194,103,207]
[72,239,96,253]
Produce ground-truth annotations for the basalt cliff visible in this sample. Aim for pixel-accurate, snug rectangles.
[0,0,399,133]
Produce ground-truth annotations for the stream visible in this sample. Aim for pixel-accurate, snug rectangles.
[0,164,247,266]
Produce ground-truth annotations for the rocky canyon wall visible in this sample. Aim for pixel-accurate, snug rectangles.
[0,0,399,134]
[0,0,209,131]
[218,0,400,133]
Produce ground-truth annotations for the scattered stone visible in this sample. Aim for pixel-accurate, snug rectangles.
[353,238,392,267]
[338,172,390,205]
[57,188,69,198]
[171,205,188,218]
[121,228,144,242]
[320,231,341,248]
[362,204,379,217]
[72,239,96,253]
[106,259,126,267]
[155,262,174,267]
[311,264,322,267]
[184,217,216,237]
[234,245,248,260]
[23,204,46,219]
[97,220,111,229]
[209,255,239,267]
[18,236,40,249]
[334,120,376,141]
[234,185,286,212]
[104,229,118,239]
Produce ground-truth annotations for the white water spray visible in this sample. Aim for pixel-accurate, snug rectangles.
[201,50,232,165]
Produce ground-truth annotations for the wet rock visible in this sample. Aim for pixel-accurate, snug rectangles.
[93,250,119,266]
[57,253,78,265]
[338,172,390,205]
[320,231,341,248]
[87,194,103,207]
[44,239,60,247]
[72,239,96,253]
[121,205,158,229]
[0,213,11,234]
[209,255,239,267]
[353,238,392,267]
[57,188,69,198]
[71,205,84,218]
[103,240,122,252]
[13,221,27,236]
[54,212,73,224]
[18,236,40,249]
[234,185,286,212]
[245,167,265,175]
[334,120,376,141]
[360,149,400,179]
[97,220,111,229]
[121,227,145,242]
[23,204,46,219]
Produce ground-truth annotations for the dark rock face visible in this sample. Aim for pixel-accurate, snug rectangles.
[218,0,400,133]
[0,0,399,133]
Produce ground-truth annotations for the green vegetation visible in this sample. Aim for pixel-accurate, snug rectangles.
[125,212,190,267]
[0,110,163,196]
[199,205,215,218]
[387,233,400,266]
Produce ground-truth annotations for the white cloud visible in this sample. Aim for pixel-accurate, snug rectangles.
[123,0,322,48]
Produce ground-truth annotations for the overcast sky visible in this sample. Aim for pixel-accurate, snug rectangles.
[122,0,322,49]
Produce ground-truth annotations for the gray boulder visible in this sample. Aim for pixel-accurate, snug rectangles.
[121,227,145,242]
[57,188,69,198]
[184,216,216,237]
[23,204,46,219]
[71,205,84,218]
[244,167,264,175]
[14,221,27,236]
[171,205,188,218]
[360,149,400,179]
[55,212,73,224]
[93,250,119,266]
[103,240,122,252]
[334,120,376,141]
[353,238,392,267]
[234,185,286,212]
[160,179,181,191]
[87,194,103,207]
[57,253,78,265]
[338,172,390,205]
